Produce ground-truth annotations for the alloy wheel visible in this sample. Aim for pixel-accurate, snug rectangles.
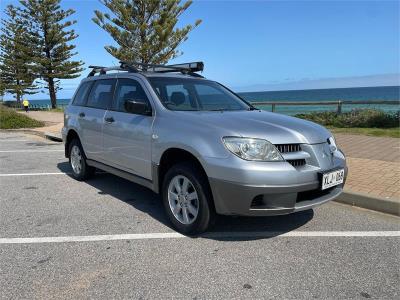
[70,145,82,174]
[167,175,199,224]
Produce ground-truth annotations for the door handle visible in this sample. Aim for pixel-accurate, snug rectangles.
[78,112,85,118]
[104,116,115,123]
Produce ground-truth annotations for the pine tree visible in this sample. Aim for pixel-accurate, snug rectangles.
[0,67,5,99]
[19,0,83,108]
[93,0,201,64]
[0,5,37,103]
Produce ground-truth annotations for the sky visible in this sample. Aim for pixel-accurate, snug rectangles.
[0,0,399,99]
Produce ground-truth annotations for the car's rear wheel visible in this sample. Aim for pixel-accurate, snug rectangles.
[162,162,215,235]
[69,139,95,181]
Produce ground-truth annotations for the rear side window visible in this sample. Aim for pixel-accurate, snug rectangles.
[114,78,150,112]
[86,79,116,109]
[72,82,92,106]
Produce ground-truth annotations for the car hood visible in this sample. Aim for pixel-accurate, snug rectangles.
[177,110,332,144]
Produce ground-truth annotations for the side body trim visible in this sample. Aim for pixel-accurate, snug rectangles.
[86,159,158,193]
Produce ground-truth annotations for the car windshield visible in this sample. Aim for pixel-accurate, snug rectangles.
[148,77,251,111]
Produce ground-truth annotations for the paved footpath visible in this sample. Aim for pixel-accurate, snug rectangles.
[16,110,400,202]
[17,110,63,137]
[336,134,400,201]
[0,131,399,299]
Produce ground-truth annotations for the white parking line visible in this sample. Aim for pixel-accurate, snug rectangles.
[0,172,69,177]
[0,150,63,153]
[0,140,29,142]
[0,231,399,244]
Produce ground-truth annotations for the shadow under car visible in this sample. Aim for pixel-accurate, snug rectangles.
[57,161,314,241]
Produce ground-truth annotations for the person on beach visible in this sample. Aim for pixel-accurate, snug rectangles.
[22,99,29,112]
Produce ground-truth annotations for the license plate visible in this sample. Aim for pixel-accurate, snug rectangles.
[321,169,345,190]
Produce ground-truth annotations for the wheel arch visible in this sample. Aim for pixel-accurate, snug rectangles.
[157,148,212,200]
[65,129,81,158]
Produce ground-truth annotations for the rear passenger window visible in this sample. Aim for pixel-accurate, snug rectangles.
[86,79,116,109]
[72,82,92,106]
[114,78,150,112]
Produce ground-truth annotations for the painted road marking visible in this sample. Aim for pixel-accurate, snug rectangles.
[0,172,69,177]
[0,140,30,142]
[0,231,399,244]
[0,150,63,153]
[0,171,109,177]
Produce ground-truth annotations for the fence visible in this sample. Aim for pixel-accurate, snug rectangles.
[3,102,69,111]
[1,99,400,113]
[250,100,400,114]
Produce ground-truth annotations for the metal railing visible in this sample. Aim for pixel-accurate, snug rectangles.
[2,100,399,113]
[250,100,400,114]
[4,102,69,111]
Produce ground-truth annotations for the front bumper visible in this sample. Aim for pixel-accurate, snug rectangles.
[61,126,67,143]
[209,177,345,216]
[204,146,347,216]
[61,126,68,157]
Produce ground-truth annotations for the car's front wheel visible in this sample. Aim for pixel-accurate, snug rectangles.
[162,162,215,235]
[68,139,95,181]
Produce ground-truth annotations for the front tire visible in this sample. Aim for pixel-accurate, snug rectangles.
[68,139,95,181]
[162,162,215,235]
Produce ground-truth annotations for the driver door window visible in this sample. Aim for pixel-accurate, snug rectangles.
[114,78,150,113]
[165,85,195,110]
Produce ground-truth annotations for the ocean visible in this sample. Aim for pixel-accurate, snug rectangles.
[239,85,400,114]
[9,85,400,115]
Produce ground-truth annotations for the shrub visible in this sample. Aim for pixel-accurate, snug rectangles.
[0,105,44,129]
[296,109,400,128]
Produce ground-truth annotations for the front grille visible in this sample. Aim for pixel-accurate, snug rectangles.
[275,144,301,153]
[287,159,306,167]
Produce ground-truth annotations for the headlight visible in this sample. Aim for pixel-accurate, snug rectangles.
[328,136,337,152]
[222,137,283,161]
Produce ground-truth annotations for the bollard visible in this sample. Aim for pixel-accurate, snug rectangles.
[337,101,342,114]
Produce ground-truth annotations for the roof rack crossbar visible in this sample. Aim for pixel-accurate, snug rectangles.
[87,61,204,77]
[87,65,136,77]
[119,61,204,74]
[119,62,139,73]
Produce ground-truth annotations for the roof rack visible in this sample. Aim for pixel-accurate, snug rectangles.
[121,61,203,73]
[87,61,204,77]
[87,65,137,77]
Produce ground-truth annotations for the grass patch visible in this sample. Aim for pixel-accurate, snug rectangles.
[329,127,400,138]
[296,109,399,138]
[50,107,65,112]
[295,109,399,128]
[0,105,45,129]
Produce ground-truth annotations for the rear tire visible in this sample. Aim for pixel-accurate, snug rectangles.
[162,162,215,235]
[68,139,95,181]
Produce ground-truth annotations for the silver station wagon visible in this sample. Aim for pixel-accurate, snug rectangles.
[62,61,347,234]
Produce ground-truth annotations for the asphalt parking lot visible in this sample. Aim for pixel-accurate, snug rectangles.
[0,131,399,299]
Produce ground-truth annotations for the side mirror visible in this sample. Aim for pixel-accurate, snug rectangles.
[124,99,152,116]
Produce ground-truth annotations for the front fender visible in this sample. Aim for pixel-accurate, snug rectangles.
[151,115,231,165]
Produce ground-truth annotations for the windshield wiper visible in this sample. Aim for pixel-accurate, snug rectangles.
[209,108,247,112]
[209,108,229,111]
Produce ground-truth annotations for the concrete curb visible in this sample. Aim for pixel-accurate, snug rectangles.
[0,129,62,142]
[0,128,46,139]
[335,191,400,217]
[44,132,62,142]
